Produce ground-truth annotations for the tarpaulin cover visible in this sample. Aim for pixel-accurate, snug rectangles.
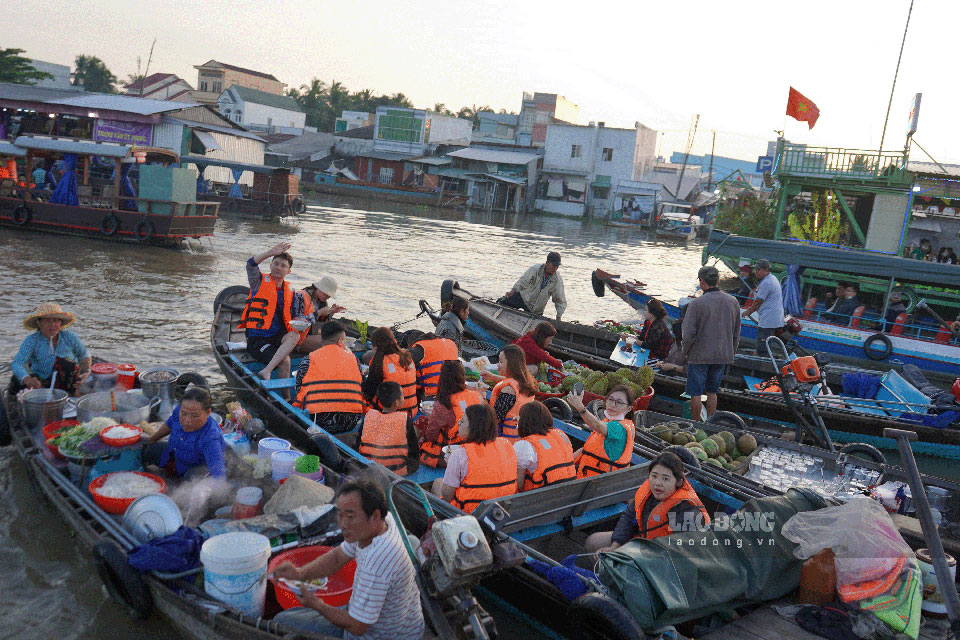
[782,264,805,317]
[127,526,206,573]
[841,372,881,399]
[49,153,78,206]
[597,488,828,631]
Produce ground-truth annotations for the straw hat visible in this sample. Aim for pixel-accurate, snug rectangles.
[312,276,339,298]
[24,302,75,330]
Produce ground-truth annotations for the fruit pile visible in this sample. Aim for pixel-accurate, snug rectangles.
[533,363,656,397]
[642,422,757,471]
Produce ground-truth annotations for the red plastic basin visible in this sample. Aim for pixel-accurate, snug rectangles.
[88,471,166,515]
[268,545,357,609]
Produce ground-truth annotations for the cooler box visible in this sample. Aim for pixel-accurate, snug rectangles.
[138,165,198,215]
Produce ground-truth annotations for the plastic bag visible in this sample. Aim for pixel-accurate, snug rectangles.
[781,496,911,587]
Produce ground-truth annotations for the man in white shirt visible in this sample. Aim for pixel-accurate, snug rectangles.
[500,251,567,321]
[740,259,784,357]
[273,477,424,640]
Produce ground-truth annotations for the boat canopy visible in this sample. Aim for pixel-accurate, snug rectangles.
[180,155,281,175]
[14,135,132,158]
[0,140,26,157]
[706,230,959,288]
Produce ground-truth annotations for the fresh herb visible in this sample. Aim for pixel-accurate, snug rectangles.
[354,320,369,345]
[52,424,100,457]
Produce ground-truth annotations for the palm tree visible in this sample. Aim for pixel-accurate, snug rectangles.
[389,92,413,108]
[72,54,118,93]
[352,88,375,113]
[297,78,326,128]
[124,73,144,90]
[433,103,453,116]
[457,104,491,129]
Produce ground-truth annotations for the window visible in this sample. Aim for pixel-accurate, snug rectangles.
[570,144,582,158]
[378,167,395,183]
[200,81,208,91]
[592,186,610,199]
[602,148,613,161]
[212,82,222,93]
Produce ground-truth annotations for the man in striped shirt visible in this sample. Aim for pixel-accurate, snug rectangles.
[273,477,425,640]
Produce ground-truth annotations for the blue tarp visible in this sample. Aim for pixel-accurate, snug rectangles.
[127,526,206,573]
[841,372,881,399]
[49,153,78,206]
[195,162,208,195]
[120,162,137,211]
[228,168,243,199]
[782,264,805,317]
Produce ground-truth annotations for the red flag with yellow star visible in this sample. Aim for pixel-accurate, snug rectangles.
[786,87,820,129]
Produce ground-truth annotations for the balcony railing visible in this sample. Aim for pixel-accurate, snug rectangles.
[777,144,908,184]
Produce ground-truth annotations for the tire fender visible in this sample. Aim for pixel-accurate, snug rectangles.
[13,204,31,226]
[440,279,460,308]
[176,372,209,398]
[100,213,120,236]
[92,539,153,619]
[863,333,893,361]
[292,197,306,214]
[892,285,919,314]
[663,444,702,469]
[213,285,251,314]
[586,399,605,419]
[134,219,154,242]
[839,442,886,464]
[591,270,606,297]
[543,397,573,421]
[706,410,749,432]
[566,592,644,640]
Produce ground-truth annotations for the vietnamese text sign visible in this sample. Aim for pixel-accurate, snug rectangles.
[93,119,152,145]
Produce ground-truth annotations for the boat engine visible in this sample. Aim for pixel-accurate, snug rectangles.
[420,516,494,597]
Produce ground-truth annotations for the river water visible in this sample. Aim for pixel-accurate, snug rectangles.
[0,195,705,639]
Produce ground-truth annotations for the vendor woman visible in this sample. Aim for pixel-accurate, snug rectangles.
[143,386,226,479]
[12,303,91,395]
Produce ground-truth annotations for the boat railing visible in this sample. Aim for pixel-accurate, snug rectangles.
[776,144,908,184]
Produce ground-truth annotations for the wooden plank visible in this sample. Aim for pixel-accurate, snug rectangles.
[892,513,960,557]
[702,607,826,640]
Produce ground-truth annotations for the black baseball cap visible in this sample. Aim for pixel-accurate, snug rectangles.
[547,251,562,266]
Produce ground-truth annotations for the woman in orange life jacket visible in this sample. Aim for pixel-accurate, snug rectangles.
[419,361,484,468]
[362,327,419,415]
[585,451,709,554]
[432,403,517,514]
[357,381,420,476]
[489,345,538,439]
[513,401,576,492]
[566,384,636,478]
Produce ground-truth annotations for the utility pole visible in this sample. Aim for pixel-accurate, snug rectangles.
[706,130,716,191]
[675,115,699,200]
[879,0,913,151]
[140,39,156,98]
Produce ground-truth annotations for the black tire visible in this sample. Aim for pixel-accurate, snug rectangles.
[100,213,120,236]
[863,333,893,361]
[12,205,31,226]
[707,410,749,432]
[133,219,154,243]
[440,279,460,307]
[586,399,605,420]
[92,539,153,620]
[664,444,702,469]
[566,592,644,640]
[591,270,606,297]
[543,397,573,421]
[176,372,208,398]
[840,442,886,464]
[213,285,250,314]
[893,285,919,314]
[291,197,306,214]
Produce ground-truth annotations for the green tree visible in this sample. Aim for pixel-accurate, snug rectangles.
[0,48,53,85]
[714,192,779,239]
[788,190,843,244]
[457,104,491,129]
[433,102,453,116]
[72,55,118,93]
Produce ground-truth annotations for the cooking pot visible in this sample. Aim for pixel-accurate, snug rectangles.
[76,390,160,425]
[138,367,179,421]
[20,388,69,430]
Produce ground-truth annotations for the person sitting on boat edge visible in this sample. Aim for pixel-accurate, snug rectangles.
[295,321,365,434]
[358,381,419,476]
[432,403,518,514]
[294,276,346,354]
[657,317,687,375]
[239,243,299,386]
[407,331,460,401]
[512,321,563,373]
[362,327,418,416]
[434,296,469,357]
[272,476,425,640]
[585,451,709,554]
[500,251,567,321]
[419,361,485,468]
[638,298,673,360]
[566,385,636,478]
[514,401,576,492]
[489,345,537,439]
[142,386,225,480]
[11,303,91,395]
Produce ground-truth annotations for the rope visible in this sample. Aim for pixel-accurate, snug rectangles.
[391,309,428,331]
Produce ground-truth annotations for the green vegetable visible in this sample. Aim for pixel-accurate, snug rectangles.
[353,320,369,345]
[52,424,101,457]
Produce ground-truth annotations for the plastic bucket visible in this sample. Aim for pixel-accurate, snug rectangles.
[91,363,119,391]
[232,487,262,520]
[117,364,137,390]
[917,548,957,618]
[200,532,271,617]
[257,437,290,462]
[20,388,69,431]
[272,450,301,482]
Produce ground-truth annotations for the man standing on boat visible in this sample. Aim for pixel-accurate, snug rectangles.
[682,266,740,419]
[739,259,783,357]
[500,251,567,321]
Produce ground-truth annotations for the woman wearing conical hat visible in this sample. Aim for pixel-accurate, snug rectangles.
[11,303,90,395]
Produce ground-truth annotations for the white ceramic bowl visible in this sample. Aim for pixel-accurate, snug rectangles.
[289,319,311,332]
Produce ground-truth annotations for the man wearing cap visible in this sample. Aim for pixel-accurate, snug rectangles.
[739,259,784,356]
[294,276,347,354]
[12,303,91,395]
[500,252,567,321]
[682,266,741,419]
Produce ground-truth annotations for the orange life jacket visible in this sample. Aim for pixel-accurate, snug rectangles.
[452,438,517,514]
[359,409,409,475]
[239,273,294,333]
[633,478,709,540]
[420,389,484,467]
[295,290,315,346]
[415,338,459,399]
[575,418,635,478]
[381,353,418,414]
[753,377,781,393]
[489,378,534,439]
[521,428,576,491]
[296,344,364,414]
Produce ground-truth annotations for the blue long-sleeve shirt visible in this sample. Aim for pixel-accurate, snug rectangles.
[12,330,89,382]
[159,406,226,478]
[245,257,293,338]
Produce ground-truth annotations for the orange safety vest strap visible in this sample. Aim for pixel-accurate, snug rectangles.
[359,411,409,474]
[575,420,635,477]
[633,480,709,540]
[523,430,576,490]
[239,274,293,332]
[490,378,532,439]
[452,440,517,513]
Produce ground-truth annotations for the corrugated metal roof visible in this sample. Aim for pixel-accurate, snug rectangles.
[180,154,279,174]
[46,93,198,115]
[164,117,265,142]
[14,135,131,157]
[226,85,303,113]
[0,82,84,103]
[196,60,279,82]
[540,167,588,176]
[907,161,960,178]
[447,148,539,165]
[356,150,419,161]
[407,156,451,166]
[484,173,526,185]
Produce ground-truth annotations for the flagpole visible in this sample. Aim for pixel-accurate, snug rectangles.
[878,0,914,152]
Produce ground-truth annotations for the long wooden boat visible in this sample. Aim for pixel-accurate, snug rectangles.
[428,282,960,459]
[181,155,304,219]
[0,136,218,246]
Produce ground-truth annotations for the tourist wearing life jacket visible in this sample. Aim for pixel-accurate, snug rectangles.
[432,403,517,514]
[362,327,419,416]
[567,385,636,478]
[410,333,459,400]
[240,243,301,388]
[514,401,575,492]
[489,345,537,439]
[420,361,485,468]
[585,452,709,554]
[358,381,419,476]
[295,321,365,434]
[293,277,346,354]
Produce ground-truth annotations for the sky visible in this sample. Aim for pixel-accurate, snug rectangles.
[6,0,951,165]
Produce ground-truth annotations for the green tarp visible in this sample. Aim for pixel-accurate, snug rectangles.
[598,488,829,630]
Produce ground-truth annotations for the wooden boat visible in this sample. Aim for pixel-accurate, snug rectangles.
[181,155,305,219]
[606,202,705,242]
[0,136,217,246]
[426,282,960,459]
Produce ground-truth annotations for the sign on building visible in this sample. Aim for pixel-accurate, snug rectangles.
[93,119,152,145]
[755,156,774,173]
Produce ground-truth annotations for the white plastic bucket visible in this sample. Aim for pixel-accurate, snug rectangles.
[917,548,958,618]
[200,532,271,617]
[257,437,290,462]
[271,449,301,482]
[236,486,262,506]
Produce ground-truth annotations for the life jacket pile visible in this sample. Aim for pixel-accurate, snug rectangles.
[419,389,484,467]
[574,418,635,478]
[633,478,709,540]
[380,353,418,415]
[296,344,364,414]
[520,428,576,491]
[359,409,410,475]
[415,338,459,399]
[238,273,295,333]
[452,438,517,514]
[489,378,534,439]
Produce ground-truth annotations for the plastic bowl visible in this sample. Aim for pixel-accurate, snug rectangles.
[45,435,65,460]
[99,424,143,447]
[42,419,80,440]
[289,319,311,332]
[88,472,166,515]
[268,545,357,609]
